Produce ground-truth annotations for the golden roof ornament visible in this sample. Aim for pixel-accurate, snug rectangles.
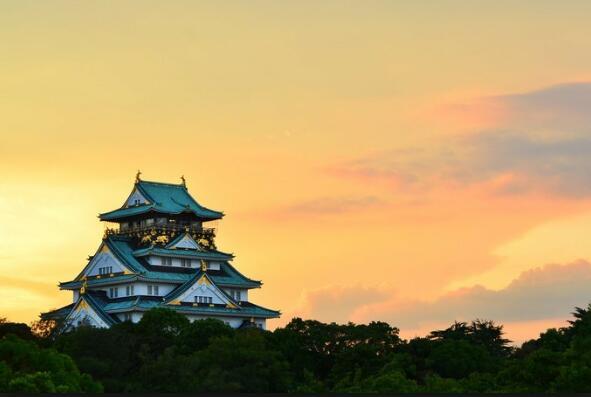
[180,175,186,187]
[200,259,207,272]
[80,279,88,295]
[135,170,142,183]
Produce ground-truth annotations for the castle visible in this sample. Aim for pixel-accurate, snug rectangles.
[42,173,279,330]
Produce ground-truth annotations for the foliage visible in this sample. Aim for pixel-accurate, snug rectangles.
[3,304,591,392]
[0,334,102,392]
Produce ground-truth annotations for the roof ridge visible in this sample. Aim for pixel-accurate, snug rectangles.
[138,180,185,188]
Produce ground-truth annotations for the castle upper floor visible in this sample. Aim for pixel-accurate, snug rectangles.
[99,174,224,224]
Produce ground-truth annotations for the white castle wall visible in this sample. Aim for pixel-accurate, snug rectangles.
[115,311,266,330]
[146,256,222,271]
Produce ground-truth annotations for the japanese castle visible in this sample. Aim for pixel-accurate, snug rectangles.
[43,173,279,330]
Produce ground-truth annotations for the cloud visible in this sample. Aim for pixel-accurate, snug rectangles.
[356,260,591,331]
[291,284,391,324]
[500,82,591,135]
[288,261,591,342]
[331,82,591,197]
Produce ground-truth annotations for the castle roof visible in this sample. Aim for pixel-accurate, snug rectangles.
[99,180,224,222]
[44,286,279,323]
[132,246,233,261]
[63,235,261,289]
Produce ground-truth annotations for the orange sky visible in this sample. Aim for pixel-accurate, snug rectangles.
[3,1,591,343]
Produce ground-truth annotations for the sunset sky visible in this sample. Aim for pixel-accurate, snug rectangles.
[3,1,591,343]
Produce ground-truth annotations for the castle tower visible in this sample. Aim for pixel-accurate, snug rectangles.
[42,174,279,330]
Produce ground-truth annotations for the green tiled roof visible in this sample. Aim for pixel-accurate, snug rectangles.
[100,180,223,221]
[60,266,261,290]
[60,274,138,289]
[133,246,233,261]
[41,303,75,320]
[103,297,161,311]
[106,296,280,318]
[106,237,148,273]
[219,262,261,288]
[83,293,119,326]
[162,302,280,318]
[61,236,261,289]
[47,294,279,320]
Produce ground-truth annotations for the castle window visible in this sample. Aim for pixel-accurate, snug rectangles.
[126,285,134,296]
[147,285,159,296]
[180,259,191,267]
[134,199,140,206]
[98,266,113,275]
[230,290,241,301]
[109,287,118,298]
[195,296,212,304]
[123,313,132,322]
[160,257,172,266]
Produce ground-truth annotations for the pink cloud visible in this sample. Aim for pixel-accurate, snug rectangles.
[287,261,591,344]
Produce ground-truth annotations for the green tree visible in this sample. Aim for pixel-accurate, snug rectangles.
[0,318,36,341]
[191,329,291,392]
[55,322,138,391]
[176,318,233,354]
[0,335,102,393]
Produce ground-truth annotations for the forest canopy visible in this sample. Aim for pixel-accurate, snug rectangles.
[2,304,591,393]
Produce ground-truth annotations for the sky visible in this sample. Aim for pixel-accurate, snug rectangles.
[2,0,591,343]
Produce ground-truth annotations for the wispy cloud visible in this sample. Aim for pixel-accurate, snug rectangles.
[330,82,591,197]
[499,82,591,135]
[356,260,591,330]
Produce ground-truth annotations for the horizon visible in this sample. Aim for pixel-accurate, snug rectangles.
[3,1,591,345]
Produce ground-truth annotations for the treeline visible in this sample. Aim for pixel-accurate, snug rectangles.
[2,304,591,393]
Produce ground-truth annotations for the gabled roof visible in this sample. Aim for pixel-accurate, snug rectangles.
[106,236,150,273]
[65,293,119,327]
[73,238,139,281]
[61,236,261,289]
[163,271,239,306]
[166,233,202,250]
[99,180,224,222]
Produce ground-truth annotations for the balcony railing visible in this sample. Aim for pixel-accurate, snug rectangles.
[104,224,217,249]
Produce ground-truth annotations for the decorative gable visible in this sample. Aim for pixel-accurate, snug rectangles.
[64,298,111,330]
[125,188,149,207]
[168,274,237,307]
[166,233,202,250]
[78,243,134,279]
